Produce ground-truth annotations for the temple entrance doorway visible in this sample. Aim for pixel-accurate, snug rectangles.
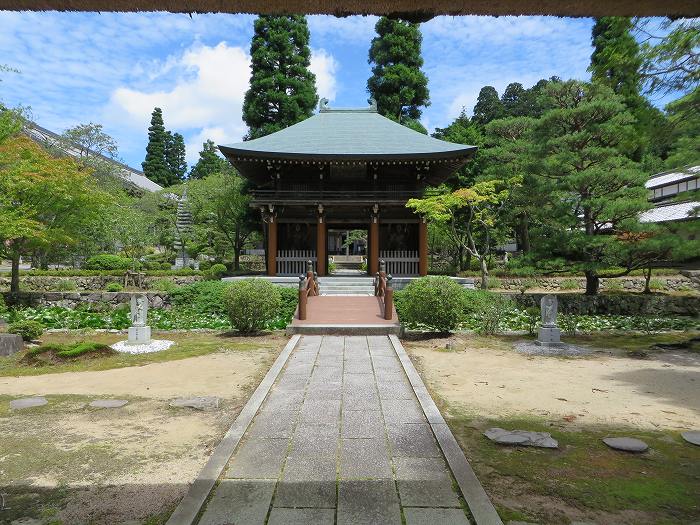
[327,226,368,273]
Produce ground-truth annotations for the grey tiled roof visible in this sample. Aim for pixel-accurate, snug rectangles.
[640,201,700,223]
[645,165,699,189]
[220,108,476,160]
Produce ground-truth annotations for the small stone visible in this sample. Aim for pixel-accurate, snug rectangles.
[170,396,220,410]
[89,399,128,408]
[603,437,649,452]
[681,431,700,446]
[484,427,558,448]
[10,397,48,410]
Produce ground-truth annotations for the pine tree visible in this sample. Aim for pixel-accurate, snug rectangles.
[189,140,228,180]
[165,132,188,184]
[589,17,643,107]
[142,107,170,186]
[500,82,529,117]
[243,15,318,140]
[472,86,504,126]
[367,17,430,123]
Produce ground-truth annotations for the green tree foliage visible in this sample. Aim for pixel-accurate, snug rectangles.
[531,80,651,295]
[243,15,318,140]
[432,109,484,188]
[472,86,504,125]
[638,18,699,95]
[367,17,430,123]
[189,140,228,180]
[500,82,530,117]
[142,107,170,187]
[165,131,188,183]
[187,168,255,270]
[664,89,700,167]
[0,135,109,294]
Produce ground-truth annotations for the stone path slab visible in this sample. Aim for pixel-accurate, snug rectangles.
[187,335,500,525]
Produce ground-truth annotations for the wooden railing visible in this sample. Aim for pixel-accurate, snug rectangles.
[379,250,419,276]
[374,260,394,320]
[278,249,316,276]
[297,260,319,320]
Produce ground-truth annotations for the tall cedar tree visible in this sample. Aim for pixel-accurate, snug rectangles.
[189,140,228,180]
[243,16,318,140]
[533,81,651,295]
[588,17,672,160]
[367,17,430,125]
[142,108,171,186]
[471,86,504,126]
[165,132,188,183]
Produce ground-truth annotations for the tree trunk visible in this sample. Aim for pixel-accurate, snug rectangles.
[584,270,599,295]
[457,245,464,272]
[643,266,652,294]
[234,226,241,271]
[480,257,489,289]
[10,251,21,295]
[519,213,530,253]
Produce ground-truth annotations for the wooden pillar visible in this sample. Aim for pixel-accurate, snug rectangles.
[369,206,379,275]
[267,217,277,277]
[316,212,327,276]
[418,217,428,277]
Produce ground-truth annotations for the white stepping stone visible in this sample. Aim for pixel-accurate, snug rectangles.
[10,397,48,410]
[89,399,129,408]
[681,431,700,446]
[484,427,558,448]
[603,437,648,452]
[170,396,220,411]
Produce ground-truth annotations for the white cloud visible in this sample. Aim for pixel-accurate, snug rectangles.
[310,48,339,101]
[106,42,250,164]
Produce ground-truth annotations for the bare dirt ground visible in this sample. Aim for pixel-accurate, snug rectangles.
[0,338,281,525]
[404,333,700,430]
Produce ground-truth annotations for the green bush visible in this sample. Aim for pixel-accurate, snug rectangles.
[394,276,465,333]
[466,291,514,335]
[150,279,180,293]
[171,280,232,315]
[525,306,540,335]
[105,282,123,292]
[559,314,578,337]
[273,286,299,329]
[0,295,9,319]
[160,262,172,270]
[8,320,44,341]
[198,260,213,271]
[209,263,228,279]
[649,278,666,291]
[224,279,281,333]
[560,278,579,291]
[84,254,134,271]
[143,261,162,270]
[359,261,368,273]
[55,279,77,291]
[327,260,337,274]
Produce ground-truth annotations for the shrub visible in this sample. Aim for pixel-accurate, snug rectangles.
[275,286,299,328]
[224,279,281,333]
[484,277,502,289]
[525,306,540,335]
[8,320,44,341]
[0,295,9,319]
[55,279,77,291]
[560,278,579,291]
[143,261,162,270]
[161,262,172,270]
[519,278,537,294]
[209,263,228,279]
[394,276,465,333]
[327,260,337,274]
[150,279,180,293]
[559,314,578,337]
[84,254,135,271]
[198,260,212,271]
[471,293,514,335]
[359,261,368,273]
[105,282,123,292]
[171,280,232,315]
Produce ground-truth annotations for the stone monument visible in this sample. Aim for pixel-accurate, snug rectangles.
[535,294,562,346]
[128,294,151,345]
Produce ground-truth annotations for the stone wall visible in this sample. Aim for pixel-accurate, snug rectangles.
[510,293,700,316]
[478,275,699,293]
[3,291,172,309]
[0,275,202,292]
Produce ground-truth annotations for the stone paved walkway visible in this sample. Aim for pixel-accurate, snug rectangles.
[196,335,472,525]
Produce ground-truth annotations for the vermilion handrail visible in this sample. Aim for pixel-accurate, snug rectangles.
[297,260,319,320]
[374,259,393,320]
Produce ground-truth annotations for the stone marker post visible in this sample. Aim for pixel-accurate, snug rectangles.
[535,294,562,346]
[128,294,151,345]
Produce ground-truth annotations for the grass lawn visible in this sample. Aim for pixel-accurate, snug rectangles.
[0,330,286,377]
[448,412,700,524]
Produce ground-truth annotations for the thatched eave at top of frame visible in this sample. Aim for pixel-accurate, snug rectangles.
[1,0,698,17]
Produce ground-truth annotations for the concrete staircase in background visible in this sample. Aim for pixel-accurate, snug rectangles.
[318,276,375,295]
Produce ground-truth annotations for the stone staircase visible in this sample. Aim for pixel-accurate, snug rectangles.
[318,276,375,295]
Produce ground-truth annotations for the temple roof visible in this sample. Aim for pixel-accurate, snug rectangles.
[219,105,476,161]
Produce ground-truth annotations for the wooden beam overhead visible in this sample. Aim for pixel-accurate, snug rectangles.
[1,0,697,17]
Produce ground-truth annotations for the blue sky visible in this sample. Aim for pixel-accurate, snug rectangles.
[0,12,677,170]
